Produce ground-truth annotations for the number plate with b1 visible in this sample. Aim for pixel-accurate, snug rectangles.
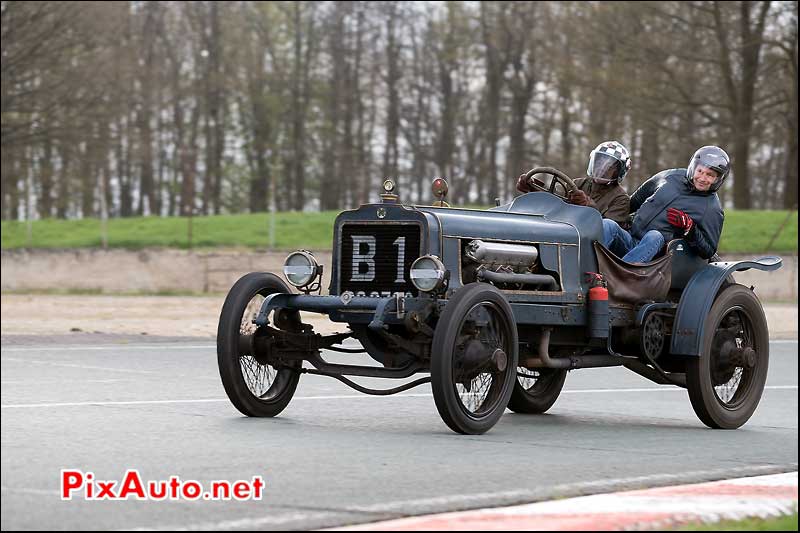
[340,224,421,296]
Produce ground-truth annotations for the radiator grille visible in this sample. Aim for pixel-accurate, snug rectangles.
[339,224,421,296]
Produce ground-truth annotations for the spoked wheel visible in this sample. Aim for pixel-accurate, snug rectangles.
[508,367,567,414]
[217,273,301,417]
[686,284,769,429]
[431,283,519,434]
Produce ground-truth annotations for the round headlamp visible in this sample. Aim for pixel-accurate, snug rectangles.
[283,251,320,288]
[410,255,446,292]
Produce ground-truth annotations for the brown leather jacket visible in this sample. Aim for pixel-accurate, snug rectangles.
[572,177,631,228]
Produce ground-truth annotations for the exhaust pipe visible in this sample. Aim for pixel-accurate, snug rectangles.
[477,268,558,291]
[521,328,626,369]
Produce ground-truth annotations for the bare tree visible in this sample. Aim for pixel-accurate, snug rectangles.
[478,1,508,204]
[712,1,774,208]
[503,2,541,200]
[2,1,795,220]
[381,2,402,186]
[287,1,318,211]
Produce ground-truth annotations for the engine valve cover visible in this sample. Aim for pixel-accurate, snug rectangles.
[465,239,538,268]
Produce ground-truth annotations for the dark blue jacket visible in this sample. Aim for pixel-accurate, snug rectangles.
[631,169,724,259]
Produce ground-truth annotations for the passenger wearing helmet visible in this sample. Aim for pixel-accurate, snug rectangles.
[566,141,632,228]
[602,146,729,263]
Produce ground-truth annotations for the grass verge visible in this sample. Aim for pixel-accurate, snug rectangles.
[1,209,796,254]
[678,511,797,530]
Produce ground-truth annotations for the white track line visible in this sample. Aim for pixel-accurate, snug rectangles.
[3,340,796,353]
[1,344,216,352]
[1,357,157,374]
[2,385,795,409]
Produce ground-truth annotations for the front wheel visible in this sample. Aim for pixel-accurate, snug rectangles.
[217,272,301,417]
[431,283,519,434]
[686,284,769,429]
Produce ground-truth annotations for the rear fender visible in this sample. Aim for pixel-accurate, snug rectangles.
[670,256,782,356]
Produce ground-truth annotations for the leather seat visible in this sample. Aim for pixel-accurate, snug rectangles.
[666,239,708,289]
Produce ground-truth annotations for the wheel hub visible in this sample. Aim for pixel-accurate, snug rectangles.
[711,332,740,385]
[640,313,666,361]
[721,342,757,369]
[492,349,508,372]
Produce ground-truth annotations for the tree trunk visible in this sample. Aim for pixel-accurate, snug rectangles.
[137,2,157,216]
[1,146,18,219]
[290,2,306,211]
[201,1,224,215]
[38,134,54,218]
[339,6,357,209]
[155,84,166,216]
[320,5,345,211]
[558,85,573,177]
[249,125,269,213]
[382,4,400,185]
[783,118,798,209]
[507,88,534,195]
[56,140,71,218]
[782,4,798,209]
[80,141,93,217]
[479,2,503,204]
[119,113,134,217]
[436,58,455,182]
[731,116,753,209]
[639,122,660,181]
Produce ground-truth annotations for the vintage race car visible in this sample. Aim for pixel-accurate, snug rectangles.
[217,168,782,434]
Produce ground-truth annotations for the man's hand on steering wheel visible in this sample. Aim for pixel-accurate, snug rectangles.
[518,167,577,201]
[516,174,547,194]
[567,189,596,208]
[516,174,532,193]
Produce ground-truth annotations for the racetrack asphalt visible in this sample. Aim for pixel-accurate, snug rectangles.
[1,336,797,530]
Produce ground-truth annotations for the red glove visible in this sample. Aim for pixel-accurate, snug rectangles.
[667,207,694,235]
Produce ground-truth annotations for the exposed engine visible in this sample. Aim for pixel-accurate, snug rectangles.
[462,240,558,290]
[464,240,539,271]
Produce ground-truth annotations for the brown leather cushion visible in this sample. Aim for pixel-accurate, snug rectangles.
[593,242,673,304]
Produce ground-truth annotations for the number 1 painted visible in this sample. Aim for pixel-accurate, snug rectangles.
[394,236,405,283]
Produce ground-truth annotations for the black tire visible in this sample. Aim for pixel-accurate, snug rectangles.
[508,367,567,414]
[431,283,519,434]
[686,284,769,429]
[217,272,301,417]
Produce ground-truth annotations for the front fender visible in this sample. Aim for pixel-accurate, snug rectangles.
[670,256,782,356]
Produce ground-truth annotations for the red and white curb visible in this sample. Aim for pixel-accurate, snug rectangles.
[330,472,798,531]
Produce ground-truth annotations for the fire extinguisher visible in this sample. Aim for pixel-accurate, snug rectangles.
[586,272,609,339]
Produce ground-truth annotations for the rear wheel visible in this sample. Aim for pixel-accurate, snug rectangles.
[686,284,769,429]
[431,283,518,434]
[508,367,567,414]
[217,273,301,417]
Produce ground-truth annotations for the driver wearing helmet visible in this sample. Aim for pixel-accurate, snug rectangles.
[602,145,729,263]
[566,141,632,227]
[515,140,632,227]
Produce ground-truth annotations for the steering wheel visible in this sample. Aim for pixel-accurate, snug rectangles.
[522,167,577,201]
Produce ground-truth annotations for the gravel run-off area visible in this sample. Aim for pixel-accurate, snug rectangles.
[1,294,796,340]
